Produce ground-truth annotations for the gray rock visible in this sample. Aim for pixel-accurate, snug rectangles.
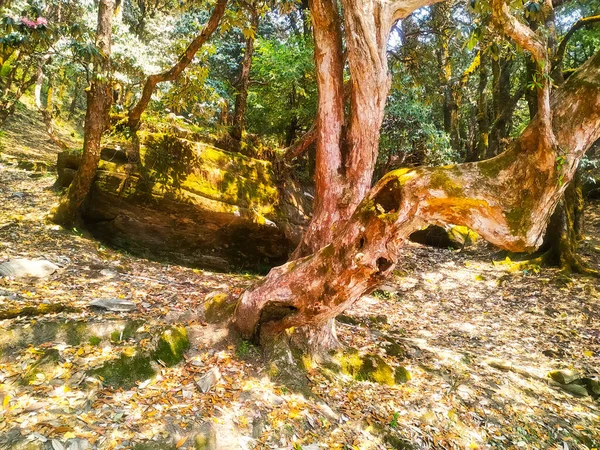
[196,367,221,393]
[0,259,59,278]
[89,298,138,312]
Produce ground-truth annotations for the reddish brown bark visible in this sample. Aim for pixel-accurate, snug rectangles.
[127,0,227,131]
[51,0,115,226]
[235,47,600,353]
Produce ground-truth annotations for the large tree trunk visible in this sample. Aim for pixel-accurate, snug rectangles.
[230,7,258,143]
[51,0,115,226]
[292,0,395,258]
[234,50,600,351]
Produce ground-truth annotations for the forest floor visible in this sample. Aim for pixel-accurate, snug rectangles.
[0,102,599,450]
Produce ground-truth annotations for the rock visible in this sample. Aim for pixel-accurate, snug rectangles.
[0,259,58,278]
[55,134,311,271]
[153,326,189,366]
[196,367,221,393]
[548,369,581,385]
[335,350,396,386]
[99,269,117,278]
[204,292,236,323]
[89,298,138,312]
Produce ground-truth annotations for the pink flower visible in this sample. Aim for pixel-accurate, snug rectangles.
[20,16,47,29]
[20,17,37,28]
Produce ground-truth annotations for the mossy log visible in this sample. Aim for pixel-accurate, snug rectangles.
[56,134,311,270]
[234,50,600,350]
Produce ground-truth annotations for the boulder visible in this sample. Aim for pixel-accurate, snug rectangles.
[56,134,311,271]
[0,259,58,278]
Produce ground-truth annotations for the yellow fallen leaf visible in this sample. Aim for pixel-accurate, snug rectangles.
[3,395,10,408]
[64,432,76,439]
[583,350,594,357]
[175,436,188,448]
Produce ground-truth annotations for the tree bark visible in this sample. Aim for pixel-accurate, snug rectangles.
[290,0,346,258]
[51,0,115,226]
[234,49,600,351]
[127,0,227,131]
[230,6,259,143]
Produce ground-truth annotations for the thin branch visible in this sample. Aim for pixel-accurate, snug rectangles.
[554,15,600,72]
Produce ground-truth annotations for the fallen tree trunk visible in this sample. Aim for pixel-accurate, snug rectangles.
[234,50,600,351]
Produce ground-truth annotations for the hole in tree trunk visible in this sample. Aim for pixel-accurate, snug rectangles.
[358,236,366,249]
[259,302,298,324]
[376,257,393,273]
[373,178,402,213]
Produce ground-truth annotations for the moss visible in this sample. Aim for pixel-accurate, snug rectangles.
[110,320,144,343]
[0,303,78,320]
[153,326,189,366]
[478,146,519,179]
[505,199,533,236]
[21,348,60,385]
[429,171,464,197]
[204,293,236,323]
[336,350,396,386]
[91,351,156,389]
[394,366,412,384]
[89,336,102,346]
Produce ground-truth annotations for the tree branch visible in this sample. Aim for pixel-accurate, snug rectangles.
[491,0,554,148]
[554,15,600,73]
[127,0,227,130]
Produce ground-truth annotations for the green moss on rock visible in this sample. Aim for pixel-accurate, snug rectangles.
[153,326,190,366]
[204,293,236,323]
[394,366,412,384]
[336,350,396,386]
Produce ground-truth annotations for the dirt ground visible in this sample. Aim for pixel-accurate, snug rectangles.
[0,103,599,450]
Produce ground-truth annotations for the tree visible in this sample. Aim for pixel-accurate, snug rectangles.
[229,1,258,143]
[233,0,600,354]
[51,0,115,226]
[127,0,227,134]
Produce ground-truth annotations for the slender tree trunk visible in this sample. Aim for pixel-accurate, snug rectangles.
[541,168,596,274]
[35,67,69,150]
[231,7,259,143]
[234,50,600,350]
[475,52,489,161]
[433,2,460,153]
[51,0,115,226]
[488,56,512,157]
